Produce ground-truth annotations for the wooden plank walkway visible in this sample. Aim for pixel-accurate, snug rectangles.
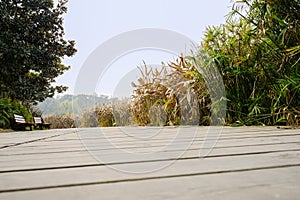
[0,126,299,199]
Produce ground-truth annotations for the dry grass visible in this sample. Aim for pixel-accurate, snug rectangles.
[0,128,13,133]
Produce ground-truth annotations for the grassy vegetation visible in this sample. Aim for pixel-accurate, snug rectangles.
[200,0,300,126]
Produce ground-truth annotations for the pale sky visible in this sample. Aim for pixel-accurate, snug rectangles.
[55,0,232,97]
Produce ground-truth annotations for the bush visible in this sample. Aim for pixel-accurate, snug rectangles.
[131,60,210,126]
[0,98,32,129]
[112,99,134,126]
[81,108,98,127]
[131,64,180,126]
[43,114,75,129]
[77,101,133,127]
[94,104,115,127]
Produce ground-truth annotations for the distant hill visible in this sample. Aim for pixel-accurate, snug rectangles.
[38,94,115,115]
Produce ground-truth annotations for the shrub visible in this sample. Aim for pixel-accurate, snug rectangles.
[112,99,134,126]
[43,114,75,129]
[131,64,180,126]
[94,104,115,127]
[81,109,98,127]
[0,98,32,129]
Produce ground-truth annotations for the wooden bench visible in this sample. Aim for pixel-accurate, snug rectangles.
[13,114,34,131]
[34,117,51,129]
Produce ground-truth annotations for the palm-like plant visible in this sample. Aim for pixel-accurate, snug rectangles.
[200,0,300,126]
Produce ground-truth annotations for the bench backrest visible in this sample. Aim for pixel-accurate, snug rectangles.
[14,114,26,123]
[34,117,42,124]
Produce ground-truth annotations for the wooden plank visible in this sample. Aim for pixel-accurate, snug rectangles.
[0,127,299,171]
[0,149,299,192]
[1,127,299,153]
[0,129,76,148]
[1,131,299,159]
[0,166,299,200]
[0,141,299,172]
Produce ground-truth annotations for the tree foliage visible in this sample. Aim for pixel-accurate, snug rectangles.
[0,0,76,105]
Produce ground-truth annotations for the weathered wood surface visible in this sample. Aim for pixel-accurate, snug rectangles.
[0,126,299,199]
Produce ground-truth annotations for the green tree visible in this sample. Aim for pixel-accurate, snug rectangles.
[0,0,76,105]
